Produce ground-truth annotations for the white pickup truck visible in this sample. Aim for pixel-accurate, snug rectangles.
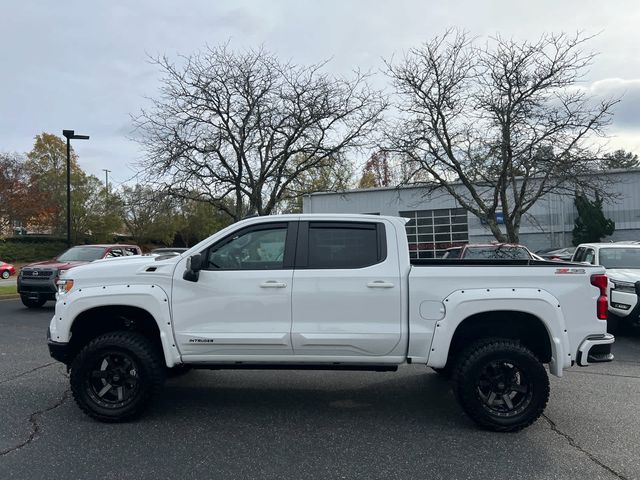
[48,214,614,432]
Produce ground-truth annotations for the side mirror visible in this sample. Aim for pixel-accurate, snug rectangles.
[183,254,203,282]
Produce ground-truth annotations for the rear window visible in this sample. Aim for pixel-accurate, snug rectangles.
[463,246,531,260]
[307,223,383,269]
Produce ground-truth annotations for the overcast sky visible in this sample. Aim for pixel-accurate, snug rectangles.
[2,0,640,186]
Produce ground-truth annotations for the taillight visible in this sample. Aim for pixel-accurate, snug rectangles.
[590,274,608,320]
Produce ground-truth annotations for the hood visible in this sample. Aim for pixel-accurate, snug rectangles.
[606,268,640,283]
[24,259,88,271]
[65,254,181,286]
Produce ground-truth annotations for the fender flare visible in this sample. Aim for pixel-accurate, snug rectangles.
[424,288,571,376]
[50,284,181,367]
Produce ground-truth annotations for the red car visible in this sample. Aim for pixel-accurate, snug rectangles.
[18,244,141,308]
[0,260,16,279]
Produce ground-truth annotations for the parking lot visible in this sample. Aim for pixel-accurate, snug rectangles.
[0,298,638,480]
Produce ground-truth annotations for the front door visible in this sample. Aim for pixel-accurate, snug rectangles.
[172,221,297,359]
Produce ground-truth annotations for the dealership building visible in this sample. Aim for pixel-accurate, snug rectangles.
[302,169,640,258]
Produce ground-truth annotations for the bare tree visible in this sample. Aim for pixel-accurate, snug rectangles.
[385,31,619,242]
[134,45,386,221]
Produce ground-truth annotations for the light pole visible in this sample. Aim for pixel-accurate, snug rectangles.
[62,130,90,247]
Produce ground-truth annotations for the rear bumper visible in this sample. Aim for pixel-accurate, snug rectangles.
[577,333,615,366]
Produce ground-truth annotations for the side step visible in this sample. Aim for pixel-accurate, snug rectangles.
[189,363,399,372]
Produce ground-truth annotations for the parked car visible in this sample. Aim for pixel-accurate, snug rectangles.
[460,243,536,260]
[0,260,16,279]
[572,243,640,330]
[18,244,141,308]
[48,214,613,432]
[538,247,576,262]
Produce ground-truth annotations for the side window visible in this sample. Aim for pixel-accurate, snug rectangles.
[573,247,585,262]
[306,222,384,269]
[106,248,123,258]
[207,226,288,270]
[584,249,596,264]
[124,248,138,256]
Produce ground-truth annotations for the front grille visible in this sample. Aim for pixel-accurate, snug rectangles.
[22,269,54,280]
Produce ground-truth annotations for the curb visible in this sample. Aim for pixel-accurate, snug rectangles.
[0,294,19,300]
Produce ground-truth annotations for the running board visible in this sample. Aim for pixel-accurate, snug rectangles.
[189,363,398,372]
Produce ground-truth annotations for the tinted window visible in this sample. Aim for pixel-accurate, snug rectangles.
[208,227,287,270]
[307,223,381,269]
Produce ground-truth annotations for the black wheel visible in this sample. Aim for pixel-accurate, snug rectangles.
[1,270,9,279]
[452,339,549,432]
[70,331,165,422]
[20,294,46,308]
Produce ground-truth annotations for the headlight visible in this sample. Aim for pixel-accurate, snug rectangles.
[56,279,74,295]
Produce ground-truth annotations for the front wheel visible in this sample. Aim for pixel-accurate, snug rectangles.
[20,294,47,308]
[452,339,549,432]
[1,270,9,279]
[70,331,165,422]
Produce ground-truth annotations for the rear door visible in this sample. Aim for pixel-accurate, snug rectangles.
[291,220,402,357]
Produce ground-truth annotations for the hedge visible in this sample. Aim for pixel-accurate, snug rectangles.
[0,240,68,263]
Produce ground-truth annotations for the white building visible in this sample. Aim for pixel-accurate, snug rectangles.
[302,169,640,257]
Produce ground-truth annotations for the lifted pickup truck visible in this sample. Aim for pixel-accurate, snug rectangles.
[48,214,614,431]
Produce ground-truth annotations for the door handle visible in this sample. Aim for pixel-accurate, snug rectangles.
[367,281,395,288]
[260,280,287,288]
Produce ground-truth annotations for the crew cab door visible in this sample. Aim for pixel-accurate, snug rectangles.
[291,220,403,357]
[171,221,297,358]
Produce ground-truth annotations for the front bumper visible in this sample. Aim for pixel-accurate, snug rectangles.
[47,327,71,364]
[577,333,615,366]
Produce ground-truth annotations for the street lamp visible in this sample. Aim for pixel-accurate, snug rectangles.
[62,130,90,247]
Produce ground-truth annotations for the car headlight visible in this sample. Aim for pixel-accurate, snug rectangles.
[56,279,74,295]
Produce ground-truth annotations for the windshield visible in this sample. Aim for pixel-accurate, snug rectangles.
[599,248,640,269]
[463,246,531,260]
[57,246,106,262]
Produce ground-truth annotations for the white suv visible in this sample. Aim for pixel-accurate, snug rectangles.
[572,243,640,329]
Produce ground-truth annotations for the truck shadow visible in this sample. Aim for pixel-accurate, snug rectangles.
[154,369,469,430]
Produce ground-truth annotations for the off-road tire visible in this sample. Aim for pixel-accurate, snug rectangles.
[70,331,165,422]
[20,294,46,308]
[452,338,549,432]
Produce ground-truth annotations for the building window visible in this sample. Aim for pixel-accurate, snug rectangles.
[399,208,469,258]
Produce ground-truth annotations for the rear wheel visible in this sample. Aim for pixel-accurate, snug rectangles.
[1,270,9,279]
[20,294,46,308]
[452,339,549,432]
[70,331,165,422]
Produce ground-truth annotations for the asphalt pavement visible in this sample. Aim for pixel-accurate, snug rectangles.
[0,298,638,480]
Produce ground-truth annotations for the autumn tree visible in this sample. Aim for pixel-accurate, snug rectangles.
[385,31,618,243]
[134,45,386,221]
[0,153,46,235]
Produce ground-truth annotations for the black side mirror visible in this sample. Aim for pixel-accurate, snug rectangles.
[183,253,203,282]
